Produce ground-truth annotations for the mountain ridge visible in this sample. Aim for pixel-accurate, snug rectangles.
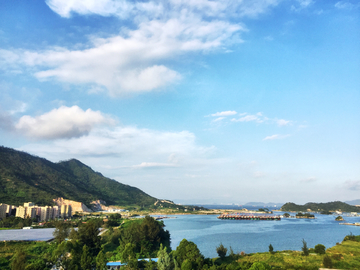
[0,146,157,207]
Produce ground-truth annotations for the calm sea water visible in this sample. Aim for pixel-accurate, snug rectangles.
[162,213,360,258]
[1,213,359,258]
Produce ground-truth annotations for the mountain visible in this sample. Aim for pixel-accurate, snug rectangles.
[0,146,157,206]
[345,199,360,206]
[281,201,360,213]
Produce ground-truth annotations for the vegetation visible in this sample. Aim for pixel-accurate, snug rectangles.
[268,244,274,254]
[2,220,360,269]
[314,244,326,254]
[216,243,227,259]
[301,239,309,256]
[0,146,157,206]
[296,212,315,218]
[281,201,360,213]
[335,215,344,221]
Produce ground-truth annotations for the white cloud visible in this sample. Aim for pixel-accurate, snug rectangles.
[211,110,237,117]
[263,134,290,141]
[15,106,115,140]
[18,124,215,174]
[277,119,291,126]
[0,0,284,97]
[132,162,178,169]
[231,113,264,123]
[334,1,359,9]
[213,117,225,122]
[291,0,314,11]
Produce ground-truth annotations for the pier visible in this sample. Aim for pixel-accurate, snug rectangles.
[218,213,281,221]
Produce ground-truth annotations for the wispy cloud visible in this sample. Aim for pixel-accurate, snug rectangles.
[277,119,292,126]
[231,112,266,123]
[263,134,290,141]
[132,162,178,169]
[211,111,237,117]
[335,1,360,9]
[0,0,285,97]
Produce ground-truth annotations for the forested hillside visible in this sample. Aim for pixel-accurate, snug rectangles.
[0,146,157,206]
[281,201,360,213]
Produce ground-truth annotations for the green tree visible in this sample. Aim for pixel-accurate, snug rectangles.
[268,244,274,254]
[302,239,309,256]
[10,249,27,270]
[96,250,107,270]
[157,244,171,270]
[81,245,93,270]
[314,244,326,254]
[53,221,71,243]
[77,219,102,256]
[172,239,204,270]
[323,255,333,268]
[216,243,227,259]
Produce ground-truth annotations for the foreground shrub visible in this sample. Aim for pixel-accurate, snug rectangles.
[323,255,333,268]
[314,244,326,254]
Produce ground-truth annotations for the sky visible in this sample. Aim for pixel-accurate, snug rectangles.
[0,0,359,205]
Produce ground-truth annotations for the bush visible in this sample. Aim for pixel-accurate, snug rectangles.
[216,243,227,259]
[302,239,309,256]
[343,232,356,241]
[268,244,274,254]
[323,255,333,268]
[314,244,326,254]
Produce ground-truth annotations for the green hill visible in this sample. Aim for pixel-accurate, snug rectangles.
[0,146,157,206]
[281,201,360,213]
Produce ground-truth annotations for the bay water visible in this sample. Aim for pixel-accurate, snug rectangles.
[1,213,360,258]
[162,213,360,258]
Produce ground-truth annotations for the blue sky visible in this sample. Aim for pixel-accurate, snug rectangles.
[0,0,359,205]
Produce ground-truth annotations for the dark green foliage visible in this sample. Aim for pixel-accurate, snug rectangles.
[157,244,171,270]
[10,249,27,270]
[216,243,227,259]
[323,255,333,268]
[281,201,360,213]
[302,239,309,256]
[81,245,93,270]
[117,216,171,257]
[283,213,290,217]
[172,239,204,270]
[314,244,325,254]
[0,146,157,206]
[343,232,357,241]
[95,250,107,270]
[76,219,102,256]
[268,244,274,254]
[296,212,315,218]
[106,213,122,227]
[0,216,32,229]
[53,221,71,243]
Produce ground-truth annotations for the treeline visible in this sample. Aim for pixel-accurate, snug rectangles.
[281,201,360,213]
[2,216,360,269]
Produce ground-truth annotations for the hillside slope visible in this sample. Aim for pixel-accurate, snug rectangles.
[281,201,360,212]
[0,146,157,206]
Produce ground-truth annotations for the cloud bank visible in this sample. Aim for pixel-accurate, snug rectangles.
[15,106,115,140]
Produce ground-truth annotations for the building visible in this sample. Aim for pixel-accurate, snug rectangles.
[16,206,26,219]
[0,204,8,219]
[40,206,52,222]
[61,205,72,218]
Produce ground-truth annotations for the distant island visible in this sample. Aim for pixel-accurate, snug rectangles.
[281,201,360,213]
